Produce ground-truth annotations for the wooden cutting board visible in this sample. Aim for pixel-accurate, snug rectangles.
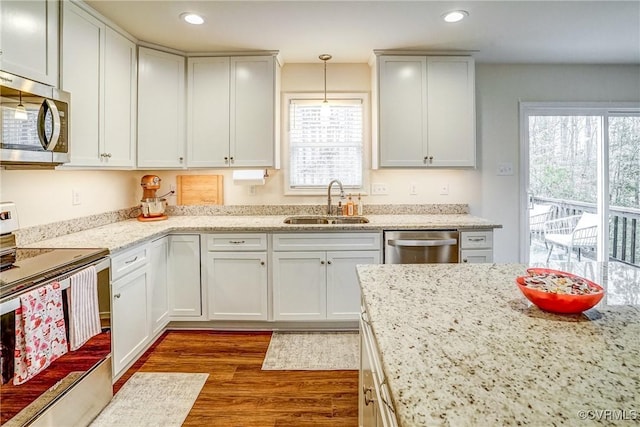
[176,175,224,205]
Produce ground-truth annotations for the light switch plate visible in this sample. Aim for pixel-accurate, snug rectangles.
[371,183,389,195]
[497,162,514,176]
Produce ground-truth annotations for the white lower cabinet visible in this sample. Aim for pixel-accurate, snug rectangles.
[204,234,268,321]
[272,233,381,321]
[360,305,398,427]
[168,235,202,318]
[111,256,150,377]
[460,230,494,263]
[149,236,169,335]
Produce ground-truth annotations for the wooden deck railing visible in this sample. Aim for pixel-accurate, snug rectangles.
[532,196,640,267]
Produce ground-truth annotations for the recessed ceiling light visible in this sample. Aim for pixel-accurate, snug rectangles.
[442,10,468,23]
[180,12,204,25]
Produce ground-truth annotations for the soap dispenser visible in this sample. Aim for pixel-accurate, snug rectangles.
[357,193,363,216]
[346,194,355,216]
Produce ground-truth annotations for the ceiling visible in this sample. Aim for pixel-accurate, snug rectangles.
[85,0,640,64]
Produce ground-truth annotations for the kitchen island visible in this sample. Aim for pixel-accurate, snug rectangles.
[357,262,640,426]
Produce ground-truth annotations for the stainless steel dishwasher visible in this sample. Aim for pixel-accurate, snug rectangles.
[384,230,459,263]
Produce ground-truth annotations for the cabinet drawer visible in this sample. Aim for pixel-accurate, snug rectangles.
[205,233,267,251]
[273,232,381,252]
[460,230,493,249]
[111,245,149,281]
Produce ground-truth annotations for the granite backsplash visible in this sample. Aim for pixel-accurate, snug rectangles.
[15,204,469,246]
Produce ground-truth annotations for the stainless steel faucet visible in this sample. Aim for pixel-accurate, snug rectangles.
[327,179,345,215]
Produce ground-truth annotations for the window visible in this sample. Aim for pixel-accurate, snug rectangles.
[284,93,368,194]
[520,102,640,267]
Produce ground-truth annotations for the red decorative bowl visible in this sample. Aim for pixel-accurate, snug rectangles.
[515,268,604,314]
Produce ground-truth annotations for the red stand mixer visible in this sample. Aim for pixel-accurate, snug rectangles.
[137,175,173,222]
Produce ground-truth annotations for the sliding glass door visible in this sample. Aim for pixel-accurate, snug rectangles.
[521,103,640,267]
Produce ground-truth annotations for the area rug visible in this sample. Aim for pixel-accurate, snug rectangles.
[89,372,208,427]
[261,332,359,370]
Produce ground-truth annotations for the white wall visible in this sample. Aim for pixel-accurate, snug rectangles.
[0,169,140,227]
[476,64,640,262]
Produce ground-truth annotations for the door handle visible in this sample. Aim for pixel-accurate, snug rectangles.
[387,239,457,247]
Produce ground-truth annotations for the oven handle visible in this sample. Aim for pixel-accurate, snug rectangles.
[0,256,109,316]
[387,238,457,247]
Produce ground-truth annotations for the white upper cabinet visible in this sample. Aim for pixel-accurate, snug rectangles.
[187,55,276,168]
[61,2,103,166]
[187,57,230,168]
[138,47,186,168]
[103,27,136,167]
[61,2,136,168]
[0,0,58,86]
[376,54,476,168]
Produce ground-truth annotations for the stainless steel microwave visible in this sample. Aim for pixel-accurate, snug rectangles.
[0,71,70,167]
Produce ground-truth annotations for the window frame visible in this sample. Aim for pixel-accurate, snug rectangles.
[282,92,370,196]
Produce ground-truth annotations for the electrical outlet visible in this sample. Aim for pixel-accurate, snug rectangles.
[409,182,418,195]
[497,162,514,176]
[72,189,81,205]
[440,184,450,195]
[248,185,257,196]
[371,183,389,195]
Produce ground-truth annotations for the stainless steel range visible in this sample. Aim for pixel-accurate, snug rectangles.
[0,203,113,426]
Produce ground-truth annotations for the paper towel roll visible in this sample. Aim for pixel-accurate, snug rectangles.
[232,170,266,185]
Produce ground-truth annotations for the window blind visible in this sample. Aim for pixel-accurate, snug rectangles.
[289,99,363,188]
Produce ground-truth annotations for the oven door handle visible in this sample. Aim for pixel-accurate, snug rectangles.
[387,239,457,247]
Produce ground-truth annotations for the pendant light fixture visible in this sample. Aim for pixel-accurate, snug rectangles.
[319,54,332,121]
[15,91,27,120]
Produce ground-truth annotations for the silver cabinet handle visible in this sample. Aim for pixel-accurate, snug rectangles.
[229,240,245,244]
[114,293,121,299]
[388,239,457,247]
[125,256,138,264]
[363,387,374,406]
[468,237,485,242]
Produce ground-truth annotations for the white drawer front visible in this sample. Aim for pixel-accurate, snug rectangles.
[460,230,493,249]
[205,233,267,251]
[273,232,381,251]
[111,245,148,281]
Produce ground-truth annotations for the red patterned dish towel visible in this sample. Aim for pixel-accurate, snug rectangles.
[13,282,68,385]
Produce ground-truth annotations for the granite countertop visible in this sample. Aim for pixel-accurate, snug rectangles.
[22,214,501,252]
[357,262,640,426]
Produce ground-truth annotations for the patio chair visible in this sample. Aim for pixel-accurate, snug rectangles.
[544,212,598,262]
[529,204,554,241]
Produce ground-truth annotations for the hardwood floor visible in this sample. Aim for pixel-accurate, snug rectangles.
[114,330,359,426]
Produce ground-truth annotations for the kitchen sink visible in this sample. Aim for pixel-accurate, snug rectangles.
[283,215,369,225]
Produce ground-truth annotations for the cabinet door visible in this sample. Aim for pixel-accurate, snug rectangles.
[149,237,169,335]
[187,57,230,167]
[168,235,202,318]
[112,266,150,376]
[230,56,275,167]
[460,249,493,264]
[426,57,475,167]
[61,2,104,167]
[326,251,380,320]
[207,252,268,320]
[272,251,326,321]
[378,56,427,167]
[0,0,58,86]
[360,320,378,427]
[103,27,136,167]
[137,47,186,168]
